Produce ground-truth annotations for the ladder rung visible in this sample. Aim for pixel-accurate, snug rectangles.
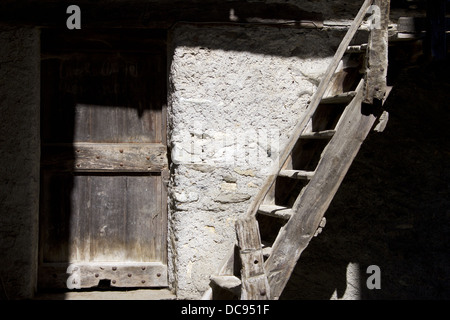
[321,91,357,104]
[258,205,293,220]
[300,130,336,139]
[279,169,315,180]
[346,43,368,53]
[210,275,241,293]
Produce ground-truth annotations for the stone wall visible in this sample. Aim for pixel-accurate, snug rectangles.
[0,27,40,300]
[167,24,349,299]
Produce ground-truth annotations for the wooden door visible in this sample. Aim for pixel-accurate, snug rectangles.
[38,30,169,289]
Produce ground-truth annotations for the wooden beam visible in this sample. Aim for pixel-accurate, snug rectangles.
[235,217,270,300]
[321,91,357,104]
[258,205,293,220]
[41,143,168,172]
[300,130,336,139]
[346,43,368,53]
[364,0,391,104]
[278,169,315,180]
[39,262,168,289]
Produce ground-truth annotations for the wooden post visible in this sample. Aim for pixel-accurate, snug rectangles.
[364,0,391,104]
[235,217,270,300]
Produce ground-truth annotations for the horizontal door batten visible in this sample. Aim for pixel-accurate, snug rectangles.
[42,143,168,172]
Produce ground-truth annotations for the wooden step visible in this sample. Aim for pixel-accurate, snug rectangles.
[300,130,336,139]
[278,169,315,180]
[321,91,357,104]
[258,205,293,220]
[346,43,368,53]
[210,275,241,296]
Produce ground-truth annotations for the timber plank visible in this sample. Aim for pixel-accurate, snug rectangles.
[89,176,127,262]
[346,43,368,53]
[258,205,293,220]
[125,175,163,262]
[278,169,315,180]
[235,218,270,300]
[321,91,357,104]
[42,143,168,172]
[300,130,336,139]
[39,262,168,289]
[364,0,390,103]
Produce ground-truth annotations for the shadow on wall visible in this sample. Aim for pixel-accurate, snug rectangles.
[281,60,450,299]
[171,24,371,60]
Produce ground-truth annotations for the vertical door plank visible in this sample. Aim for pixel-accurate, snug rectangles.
[73,104,92,142]
[125,175,162,262]
[89,176,127,262]
[68,175,91,262]
[90,105,121,143]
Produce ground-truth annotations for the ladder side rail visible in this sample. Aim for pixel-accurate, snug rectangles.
[244,0,374,219]
[265,80,379,299]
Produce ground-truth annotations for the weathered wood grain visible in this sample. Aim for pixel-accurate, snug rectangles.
[300,130,336,139]
[321,91,357,104]
[278,169,315,180]
[39,262,168,289]
[41,52,165,144]
[42,143,167,172]
[258,205,293,220]
[210,275,242,296]
[40,174,166,264]
[235,218,270,300]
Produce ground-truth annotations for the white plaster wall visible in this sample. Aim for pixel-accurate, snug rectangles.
[168,24,347,299]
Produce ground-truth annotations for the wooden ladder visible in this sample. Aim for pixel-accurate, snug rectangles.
[202,0,391,300]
